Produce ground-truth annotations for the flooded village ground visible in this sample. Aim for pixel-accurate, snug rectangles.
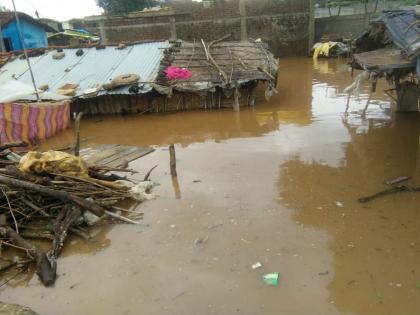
[2,57,420,315]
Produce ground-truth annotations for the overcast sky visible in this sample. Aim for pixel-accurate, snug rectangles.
[0,0,103,21]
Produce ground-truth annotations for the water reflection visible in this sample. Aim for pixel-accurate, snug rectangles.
[280,59,420,315]
[16,57,420,315]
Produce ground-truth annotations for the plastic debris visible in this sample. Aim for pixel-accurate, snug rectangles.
[127,181,156,201]
[83,211,102,226]
[252,262,262,270]
[312,41,349,59]
[262,272,279,286]
[335,201,344,208]
[19,150,89,177]
[194,236,208,246]
[52,51,65,60]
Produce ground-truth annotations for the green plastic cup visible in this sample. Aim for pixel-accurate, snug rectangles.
[262,272,279,286]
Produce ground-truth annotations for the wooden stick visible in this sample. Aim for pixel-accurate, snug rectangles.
[0,260,18,274]
[358,185,420,203]
[233,88,240,112]
[105,210,140,224]
[51,205,81,258]
[50,173,126,191]
[0,226,56,286]
[169,144,177,177]
[69,227,92,241]
[144,164,158,181]
[206,36,232,84]
[0,141,28,151]
[201,39,209,61]
[74,112,84,157]
[257,66,276,81]
[0,186,18,233]
[0,175,105,217]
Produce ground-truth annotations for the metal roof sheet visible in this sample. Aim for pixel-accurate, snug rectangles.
[0,41,170,100]
[374,10,420,58]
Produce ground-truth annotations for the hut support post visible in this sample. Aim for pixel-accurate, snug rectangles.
[74,112,83,157]
[248,82,257,107]
[169,144,177,177]
[233,88,240,112]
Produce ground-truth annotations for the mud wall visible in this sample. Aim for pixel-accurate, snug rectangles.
[76,0,311,57]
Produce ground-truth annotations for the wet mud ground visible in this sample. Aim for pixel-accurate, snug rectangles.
[2,57,420,315]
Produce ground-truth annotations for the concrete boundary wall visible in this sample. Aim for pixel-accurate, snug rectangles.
[75,0,311,57]
[314,13,379,42]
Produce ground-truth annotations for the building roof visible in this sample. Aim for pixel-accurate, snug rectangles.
[353,47,416,72]
[0,41,170,99]
[353,10,420,76]
[156,40,278,93]
[373,10,420,58]
[0,11,56,33]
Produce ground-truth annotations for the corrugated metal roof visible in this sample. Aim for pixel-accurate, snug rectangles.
[0,41,170,99]
[374,10,420,58]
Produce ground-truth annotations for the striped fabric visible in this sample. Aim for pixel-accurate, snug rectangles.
[0,101,70,144]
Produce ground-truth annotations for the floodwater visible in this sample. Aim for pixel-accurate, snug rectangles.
[2,57,420,315]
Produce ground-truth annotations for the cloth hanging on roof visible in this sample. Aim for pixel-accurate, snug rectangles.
[0,100,70,144]
[0,81,69,103]
[165,66,192,80]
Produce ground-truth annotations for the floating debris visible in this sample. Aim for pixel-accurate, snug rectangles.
[262,272,279,286]
[335,201,344,208]
[252,262,262,270]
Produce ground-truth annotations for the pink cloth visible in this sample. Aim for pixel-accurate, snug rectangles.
[165,66,192,80]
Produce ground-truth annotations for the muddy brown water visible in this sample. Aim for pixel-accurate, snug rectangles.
[1,58,420,315]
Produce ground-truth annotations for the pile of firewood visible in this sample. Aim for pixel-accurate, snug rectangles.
[0,141,146,287]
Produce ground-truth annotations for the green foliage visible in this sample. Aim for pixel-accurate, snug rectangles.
[96,0,158,14]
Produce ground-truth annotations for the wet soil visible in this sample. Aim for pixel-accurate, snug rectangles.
[1,58,420,315]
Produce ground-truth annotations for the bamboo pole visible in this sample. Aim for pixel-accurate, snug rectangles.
[169,144,177,177]
[74,112,84,157]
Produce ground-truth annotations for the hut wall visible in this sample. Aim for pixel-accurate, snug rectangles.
[71,85,265,116]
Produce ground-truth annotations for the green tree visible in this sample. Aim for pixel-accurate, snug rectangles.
[96,0,158,14]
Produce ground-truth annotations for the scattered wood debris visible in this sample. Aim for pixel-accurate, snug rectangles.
[358,185,420,203]
[0,141,153,287]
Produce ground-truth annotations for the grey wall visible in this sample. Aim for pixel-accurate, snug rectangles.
[76,0,311,57]
[315,14,375,42]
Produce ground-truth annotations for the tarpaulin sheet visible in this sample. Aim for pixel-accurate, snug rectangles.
[0,80,69,103]
[0,101,70,144]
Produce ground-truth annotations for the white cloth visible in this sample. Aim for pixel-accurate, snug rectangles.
[0,80,69,103]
